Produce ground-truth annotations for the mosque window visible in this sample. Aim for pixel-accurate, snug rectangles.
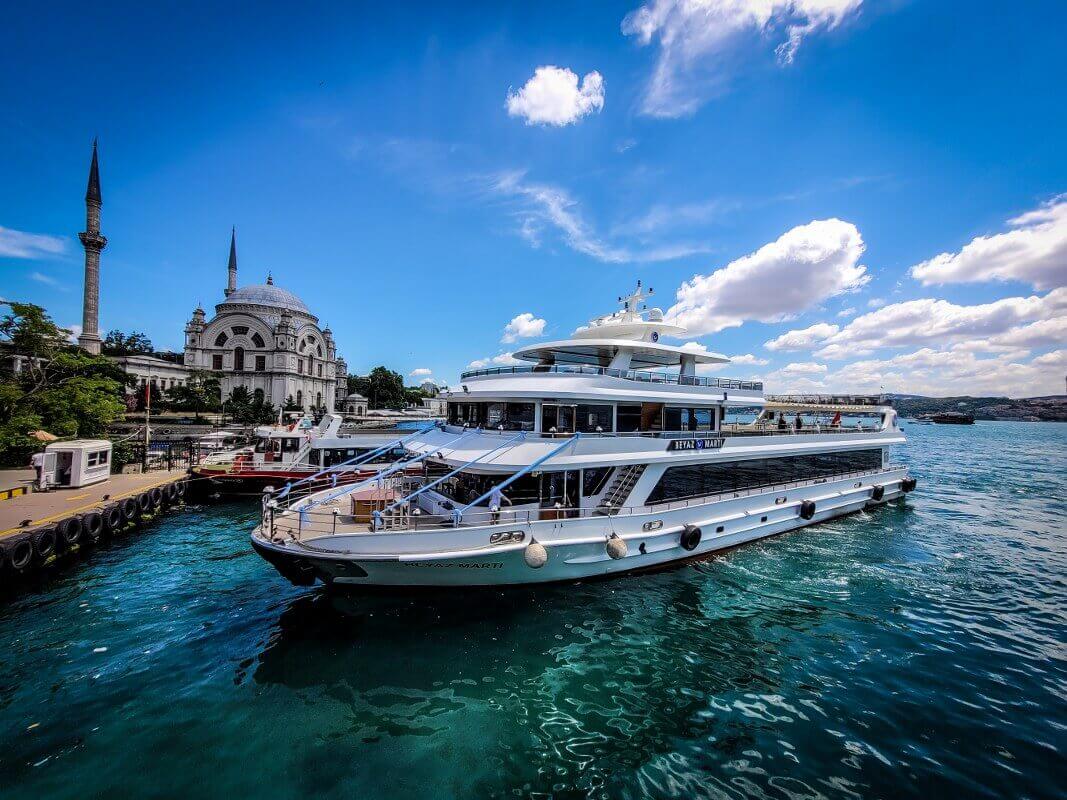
[255,355,266,371]
[232,326,249,335]
[251,332,265,348]
[214,332,228,347]
[234,347,245,371]
[212,354,223,370]
[316,344,322,357]
[296,390,303,407]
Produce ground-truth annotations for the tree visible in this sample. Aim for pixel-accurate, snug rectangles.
[403,387,427,407]
[0,302,126,465]
[103,329,154,355]
[165,369,221,421]
[352,366,406,409]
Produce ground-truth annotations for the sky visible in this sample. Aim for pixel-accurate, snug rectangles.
[1,0,1065,398]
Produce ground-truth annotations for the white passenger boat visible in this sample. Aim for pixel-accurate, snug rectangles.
[251,284,915,587]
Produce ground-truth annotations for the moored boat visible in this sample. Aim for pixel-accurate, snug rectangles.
[251,284,915,588]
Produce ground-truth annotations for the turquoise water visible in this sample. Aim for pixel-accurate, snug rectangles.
[1,421,1064,798]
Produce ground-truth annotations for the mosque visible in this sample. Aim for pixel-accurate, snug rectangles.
[76,142,346,412]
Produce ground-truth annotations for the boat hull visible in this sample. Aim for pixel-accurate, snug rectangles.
[251,470,911,588]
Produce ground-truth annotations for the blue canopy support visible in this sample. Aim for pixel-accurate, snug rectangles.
[451,433,581,526]
[304,428,479,511]
[381,430,528,515]
[276,425,434,500]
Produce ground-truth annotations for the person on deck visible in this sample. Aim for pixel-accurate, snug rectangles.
[488,486,512,523]
[794,413,804,431]
[777,413,787,431]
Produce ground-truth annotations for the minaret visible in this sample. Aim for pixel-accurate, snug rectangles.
[225,227,237,297]
[78,139,107,354]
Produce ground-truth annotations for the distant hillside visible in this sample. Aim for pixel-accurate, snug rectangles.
[891,395,1066,422]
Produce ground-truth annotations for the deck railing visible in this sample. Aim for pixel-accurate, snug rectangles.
[459,364,763,392]
[439,422,886,439]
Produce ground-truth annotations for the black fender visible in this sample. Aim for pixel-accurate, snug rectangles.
[871,485,885,502]
[4,534,35,571]
[149,487,164,508]
[121,496,140,521]
[137,492,152,513]
[680,524,702,551]
[103,504,125,532]
[32,527,57,563]
[800,500,816,520]
[55,516,83,550]
[81,511,105,543]
[901,477,917,493]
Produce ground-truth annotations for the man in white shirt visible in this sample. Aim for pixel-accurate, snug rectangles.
[30,450,46,491]
[488,486,511,523]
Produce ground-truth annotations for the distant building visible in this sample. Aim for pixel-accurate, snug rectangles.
[182,230,343,412]
[341,391,369,416]
[111,353,193,394]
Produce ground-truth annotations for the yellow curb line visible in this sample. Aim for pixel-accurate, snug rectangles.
[0,472,186,538]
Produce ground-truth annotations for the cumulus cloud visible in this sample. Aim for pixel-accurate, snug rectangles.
[506,66,605,126]
[489,170,708,263]
[467,352,523,370]
[726,353,769,365]
[763,288,1067,359]
[910,195,1067,290]
[622,0,864,117]
[665,218,868,336]
[65,323,82,344]
[0,226,66,259]
[836,307,855,318]
[409,368,433,378]
[501,312,547,343]
[779,361,828,375]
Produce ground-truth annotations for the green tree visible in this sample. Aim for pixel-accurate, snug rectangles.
[167,370,221,421]
[358,366,406,409]
[103,329,154,355]
[0,302,126,465]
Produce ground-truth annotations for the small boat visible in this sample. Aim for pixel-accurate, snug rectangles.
[921,412,975,425]
[251,283,915,588]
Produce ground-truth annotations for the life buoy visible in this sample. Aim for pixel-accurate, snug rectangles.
[680,525,701,551]
[103,504,124,532]
[56,516,83,550]
[149,487,164,508]
[137,492,152,513]
[800,500,816,520]
[81,512,105,543]
[871,485,885,501]
[901,477,917,493]
[121,497,140,521]
[7,535,34,571]
[33,527,57,562]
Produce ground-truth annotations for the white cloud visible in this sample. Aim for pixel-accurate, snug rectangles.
[501,312,547,343]
[779,361,828,375]
[65,323,82,344]
[665,218,868,336]
[409,368,433,378]
[866,297,885,308]
[910,195,1067,290]
[0,226,67,259]
[622,0,864,117]
[29,271,61,287]
[506,66,605,127]
[836,307,855,318]
[764,288,1067,359]
[726,353,769,365]
[489,170,708,263]
[467,352,523,370]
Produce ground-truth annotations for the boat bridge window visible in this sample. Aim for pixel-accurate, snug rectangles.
[664,406,715,432]
[448,402,535,431]
[254,437,302,454]
[542,403,613,433]
[647,449,884,504]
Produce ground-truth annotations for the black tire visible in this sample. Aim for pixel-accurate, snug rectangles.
[800,500,816,520]
[871,485,885,501]
[81,511,105,543]
[137,492,152,513]
[6,534,35,571]
[175,480,187,498]
[33,527,57,563]
[164,482,178,504]
[121,496,140,522]
[56,516,83,550]
[680,524,702,551]
[901,477,917,493]
[149,487,164,508]
[103,504,124,532]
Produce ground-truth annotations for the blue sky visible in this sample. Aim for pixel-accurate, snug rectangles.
[1,1,1065,397]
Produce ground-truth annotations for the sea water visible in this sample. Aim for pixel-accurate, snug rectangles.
[1,421,1063,799]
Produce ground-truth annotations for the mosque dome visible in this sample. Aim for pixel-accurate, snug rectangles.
[219,283,310,315]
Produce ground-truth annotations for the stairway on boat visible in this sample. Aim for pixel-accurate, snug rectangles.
[596,464,646,516]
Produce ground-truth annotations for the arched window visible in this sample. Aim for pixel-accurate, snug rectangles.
[232,326,249,335]
[296,390,303,407]
[316,392,322,408]
[316,344,323,357]
[234,347,245,371]
[251,332,265,348]
[214,332,228,347]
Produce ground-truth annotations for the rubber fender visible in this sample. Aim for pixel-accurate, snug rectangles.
[901,477,917,493]
[871,485,885,502]
[5,534,35,571]
[56,516,83,549]
[103,504,125,532]
[32,527,57,562]
[121,496,140,521]
[81,511,105,543]
[800,500,817,520]
[137,492,152,513]
[680,524,702,551]
[149,487,164,508]
[174,480,187,498]
[164,482,178,503]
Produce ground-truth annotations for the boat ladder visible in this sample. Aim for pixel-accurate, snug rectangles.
[596,464,646,516]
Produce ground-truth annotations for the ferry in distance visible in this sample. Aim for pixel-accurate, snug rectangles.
[251,283,916,588]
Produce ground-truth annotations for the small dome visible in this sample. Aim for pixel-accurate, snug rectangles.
[220,283,310,315]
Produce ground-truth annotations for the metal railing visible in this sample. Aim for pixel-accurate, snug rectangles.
[261,465,901,541]
[439,422,888,439]
[459,364,763,391]
[765,394,891,407]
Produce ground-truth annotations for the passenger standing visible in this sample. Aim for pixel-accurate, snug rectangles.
[794,413,804,431]
[30,449,46,491]
[777,413,787,431]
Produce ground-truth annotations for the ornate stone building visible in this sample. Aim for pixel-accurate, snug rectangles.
[182,230,342,412]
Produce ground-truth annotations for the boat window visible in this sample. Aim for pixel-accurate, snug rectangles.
[506,403,535,431]
[582,467,613,497]
[253,437,272,453]
[646,449,884,504]
[664,406,715,432]
[487,402,506,428]
[281,437,302,453]
[576,404,612,433]
[617,404,641,432]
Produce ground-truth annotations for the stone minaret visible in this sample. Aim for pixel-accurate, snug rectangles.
[225,227,237,297]
[78,139,107,354]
